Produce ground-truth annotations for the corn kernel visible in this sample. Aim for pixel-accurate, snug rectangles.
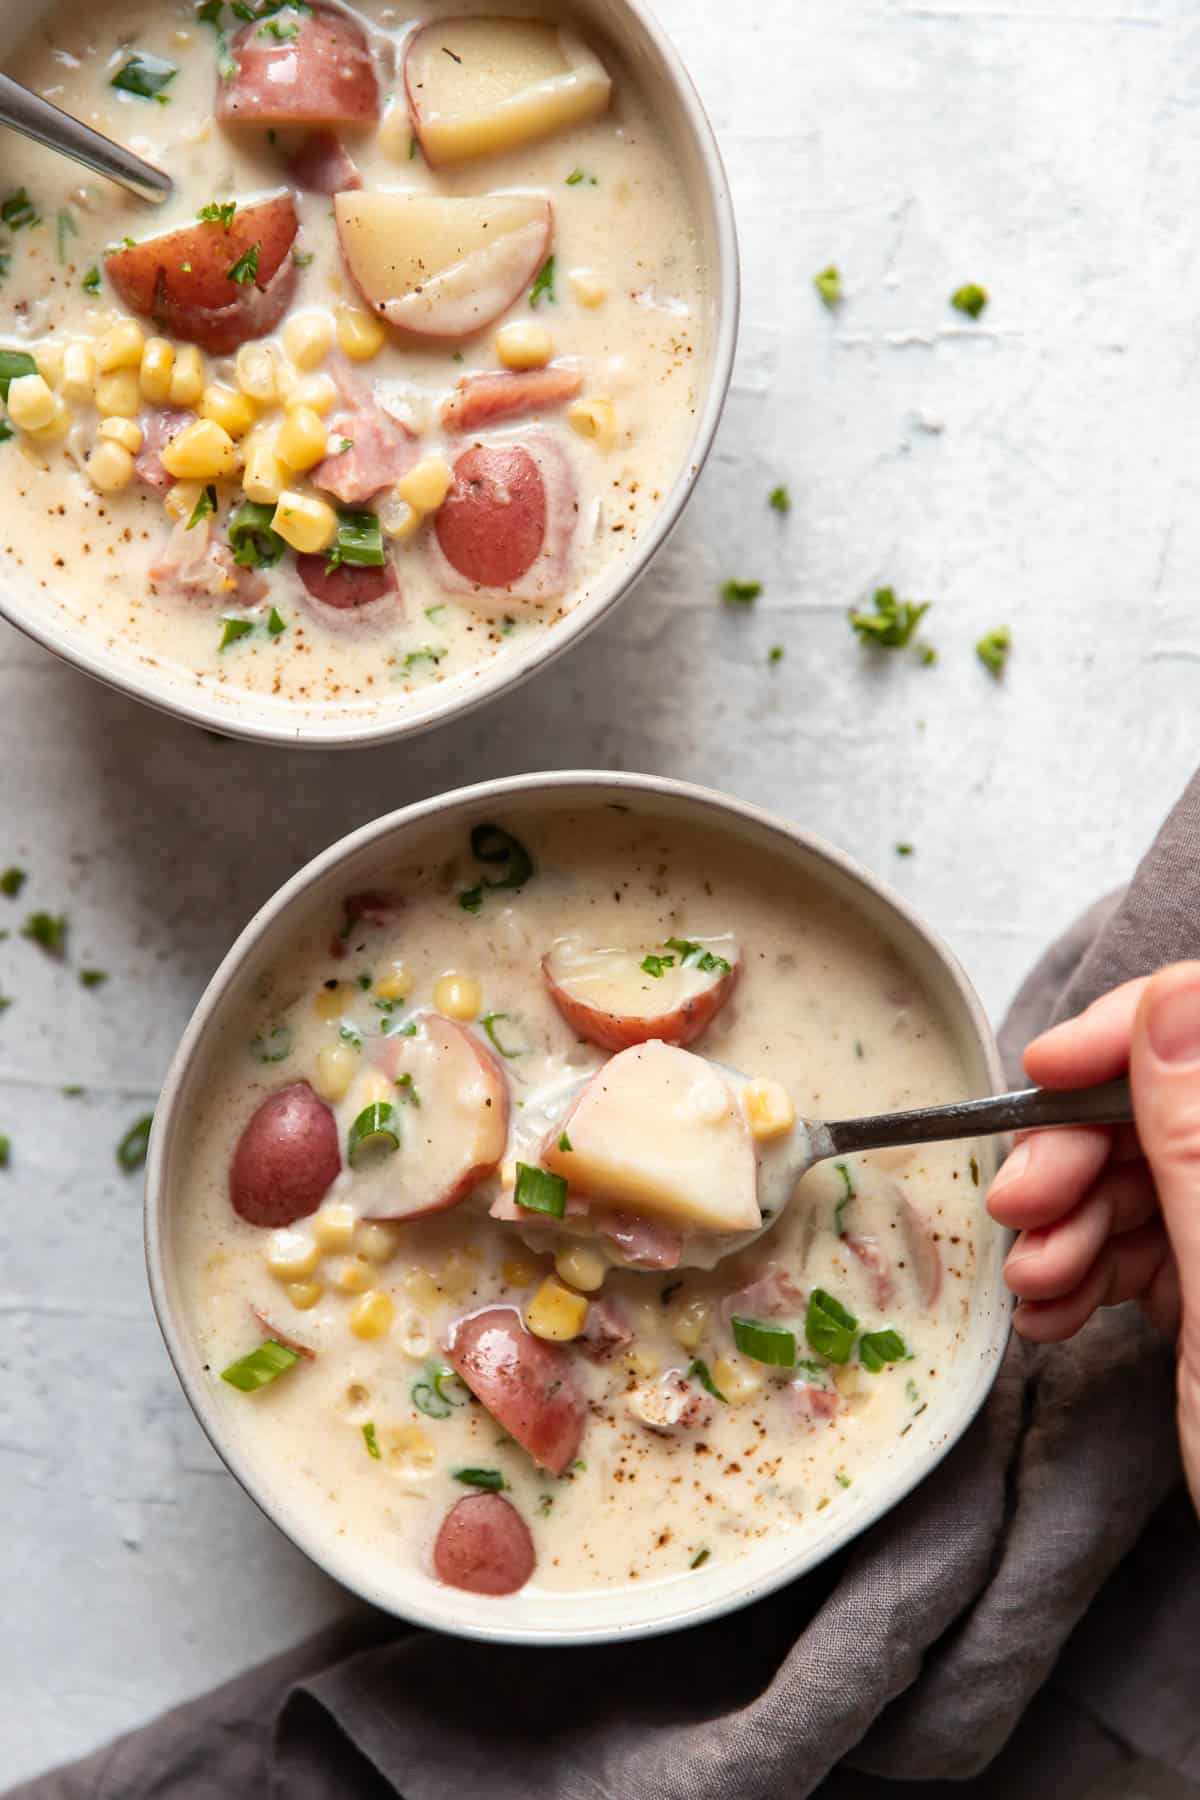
[396,454,453,515]
[271,489,337,554]
[348,1288,395,1339]
[312,1203,357,1251]
[96,317,145,372]
[622,1347,659,1379]
[98,415,143,454]
[402,1268,440,1311]
[283,311,334,371]
[7,373,58,433]
[314,1041,356,1103]
[289,372,338,415]
[85,440,135,492]
[495,321,553,369]
[742,1077,796,1141]
[95,367,142,418]
[34,343,63,388]
[526,1275,589,1342]
[277,404,329,472]
[60,342,97,403]
[568,267,607,308]
[286,1280,323,1310]
[27,399,72,444]
[336,302,386,362]
[139,336,175,404]
[670,1296,712,1351]
[381,1421,435,1470]
[200,383,256,439]
[266,1229,320,1280]
[554,1243,607,1294]
[169,343,205,407]
[164,480,204,523]
[438,1250,478,1301]
[161,417,237,480]
[502,1251,543,1287]
[235,341,278,404]
[358,1222,402,1265]
[354,1068,394,1110]
[241,431,287,505]
[566,397,618,450]
[432,973,481,1021]
[377,491,421,541]
[314,981,348,1021]
[374,962,412,1003]
[332,1255,373,1294]
[711,1355,762,1405]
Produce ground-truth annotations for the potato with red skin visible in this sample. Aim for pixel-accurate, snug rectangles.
[229,1081,341,1228]
[445,1306,586,1475]
[433,1492,535,1596]
[542,939,740,1053]
[296,552,397,611]
[104,196,299,354]
[217,6,380,127]
[435,444,546,589]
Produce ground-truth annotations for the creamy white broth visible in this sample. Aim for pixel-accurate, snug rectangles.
[0,0,704,721]
[176,810,984,1597]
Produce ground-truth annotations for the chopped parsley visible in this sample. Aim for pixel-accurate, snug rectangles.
[197,200,237,227]
[82,264,101,295]
[402,646,446,672]
[768,484,790,513]
[453,1467,508,1492]
[849,586,930,649]
[21,911,67,957]
[528,254,556,307]
[951,283,988,319]
[187,484,218,530]
[565,167,597,186]
[557,1130,572,1153]
[976,626,1011,677]
[79,969,108,989]
[721,579,762,605]
[640,952,674,978]
[895,842,914,857]
[362,1421,381,1459]
[226,243,260,284]
[768,645,784,665]
[687,1358,728,1403]
[813,265,843,308]
[0,866,26,898]
[116,1113,153,1173]
[919,644,938,666]
[218,618,254,650]
[835,1472,852,1489]
[0,188,39,230]
[394,1072,420,1107]
[111,53,178,102]
[267,607,286,637]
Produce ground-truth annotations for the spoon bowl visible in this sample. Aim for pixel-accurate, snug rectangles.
[0,71,172,204]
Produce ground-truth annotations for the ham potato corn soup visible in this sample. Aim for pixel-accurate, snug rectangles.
[0,1,705,719]
[177,810,985,1599]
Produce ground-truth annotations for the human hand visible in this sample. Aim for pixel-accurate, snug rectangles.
[987,962,1200,1509]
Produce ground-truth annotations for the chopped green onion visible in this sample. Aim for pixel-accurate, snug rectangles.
[480,1012,524,1058]
[529,254,556,307]
[79,969,108,990]
[197,200,237,227]
[56,208,77,263]
[849,587,929,649]
[195,0,223,24]
[347,1101,399,1165]
[111,53,178,101]
[188,483,218,529]
[21,911,66,957]
[412,1360,467,1418]
[362,1420,381,1458]
[663,938,732,976]
[228,500,285,568]
[219,618,254,651]
[327,507,384,569]
[0,866,26,897]
[919,644,938,666]
[768,645,785,666]
[82,265,101,295]
[267,607,286,636]
[805,1288,858,1365]
[401,646,445,671]
[0,350,37,400]
[425,603,447,622]
[394,1072,420,1107]
[453,1467,507,1492]
[768,484,791,514]
[731,1315,796,1367]
[859,1328,909,1373]
[688,1358,728,1402]
[339,1023,362,1048]
[226,242,260,284]
[565,167,597,186]
[459,885,483,914]
[951,282,988,319]
[976,626,1011,678]
[221,1339,299,1391]
[813,265,843,308]
[458,822,534,911]
[557,1130,572,1153]
[690,1547,711,1568]
[116,1113,153,1173]
[721,579,761,605]
[640,952,675,978]
[0,188,39,230]
[833,1162,854,1234]
[835,1472,852,1488]
[514,1161,567,1219]
[249,1023,293,1063]
[412,1376,451,1419]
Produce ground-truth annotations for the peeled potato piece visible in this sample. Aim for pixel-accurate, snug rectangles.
[404,18,612,166]
[543,936,740,1052]
[543,1041,761,1236]
[334,191,552,340]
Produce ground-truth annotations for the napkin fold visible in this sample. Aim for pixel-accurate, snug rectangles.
[13,775,1200,1800]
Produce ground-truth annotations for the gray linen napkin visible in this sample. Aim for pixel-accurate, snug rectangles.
[12,776,1200,1800]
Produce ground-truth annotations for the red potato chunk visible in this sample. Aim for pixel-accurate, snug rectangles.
[230,1081,341,1228]
[434,443,545,588]
[542,936,740,1053]
[286,130,361,195]
[433,1492,535,1596]
[296,551,397,610]
[445,1306,586,1475]
[217,5,380,126]
[442,364,583,434]
[104,195,299,353]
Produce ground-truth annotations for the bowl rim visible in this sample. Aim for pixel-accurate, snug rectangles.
[0,0,740,751]
[145,768,1013,1647]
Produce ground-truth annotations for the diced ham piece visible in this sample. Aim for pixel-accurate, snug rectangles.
[787,1381,841,1426]
[250,1307,316,1359]
[149,518,268,606]
[594,1210,682,1271]
[330,889,404,959]
[433,1493,535,1596]
[845,1232,897,1310]
[429,431,578,607]
[720,1264,805,1327]
[578,1294,634,1363]
[311,398,418,505]
[135,408,195,493]
[296,551,397,610]
[900,1194,943,1308]
[286,130,361,195]
[626,1372,715,1435]
[442,364,583,434]
[217,5,381,127]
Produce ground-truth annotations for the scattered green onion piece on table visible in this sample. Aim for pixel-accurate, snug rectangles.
[219,618,254,651]
[688,1358,728,1402]
[79,968,108,989]
[721,579,761,605]
[328,507,385,569]
[116,1113,153,1173]
[805,1288,858,1364]
[454,1467,507,1492]
[895,843,914,857]
[0,866,26,898]
[849,587,930,649]
[228,499,285,567]
[362,1421,381,1459]
[111,53,178,101]
[731,1315,796,1367]
[249,1023,293,1063]
[0,350,37,400]
[813,265,843,307]
[976,626,1011,678]
[21,911,66,957]
[768,645,784,665]
[859,1328,909,1373]
[951,282,988,319]
[0,1135,10,1167]
[514,1161,567,1219]
[347,1101,400,1165]
[221,1339,299,1392]
[768,485,790,513]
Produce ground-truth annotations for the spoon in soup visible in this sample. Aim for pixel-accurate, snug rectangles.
[510,1043,1133,1271]
[0,74,172,205]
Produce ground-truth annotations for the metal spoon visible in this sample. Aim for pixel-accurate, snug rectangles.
[0,73,172,205]
[514,1062,1134,1270]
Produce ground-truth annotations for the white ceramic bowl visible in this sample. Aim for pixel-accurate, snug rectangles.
[0,1,737,750]
[146,771,1012,1646]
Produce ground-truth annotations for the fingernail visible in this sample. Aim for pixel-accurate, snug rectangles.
[989,1139,1031,1191]
[1147,984,1200,1066]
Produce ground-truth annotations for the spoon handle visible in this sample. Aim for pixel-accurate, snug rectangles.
[0,74,172,205]
[814,1077,1134,1161]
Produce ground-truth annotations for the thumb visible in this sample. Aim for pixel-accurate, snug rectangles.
[1131,963,1200,1343]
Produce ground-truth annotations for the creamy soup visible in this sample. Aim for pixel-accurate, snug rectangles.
[0,1,705,721]
[176,809,984,1600]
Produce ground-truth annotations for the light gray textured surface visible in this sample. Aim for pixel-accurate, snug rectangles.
[2,0,1196,1783]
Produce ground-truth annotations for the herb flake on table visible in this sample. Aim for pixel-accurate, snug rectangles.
[79,968,108,989]
[895,843,914,857]
[951,282,988,319]
[721,579,762,605]
[768,484,790,513]
[849,586,929,649]
[976,626,1011,677]
[768,645,784,665]
[21,911,67,957]
[813,265,843,308]
[111,53,178,103]
[0,866,26,898]
[116,1113,153,1173]
[565,168,597,186]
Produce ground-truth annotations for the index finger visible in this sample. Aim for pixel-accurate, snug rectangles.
[1023,978,1148,1090]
